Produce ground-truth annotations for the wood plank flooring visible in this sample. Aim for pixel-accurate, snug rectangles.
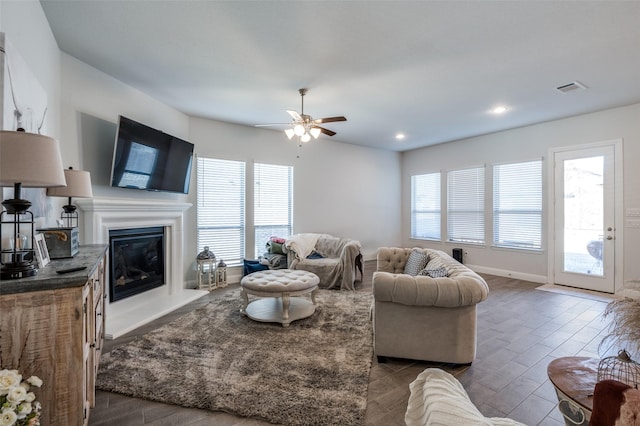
[90,260,613,425]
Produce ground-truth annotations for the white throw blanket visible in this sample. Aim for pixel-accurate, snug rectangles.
[405,368,526,426]
[285,233,321,261]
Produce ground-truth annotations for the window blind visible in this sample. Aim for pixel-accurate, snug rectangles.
[254,163,293,258]
[411,173,441,240]
[447,167,485,244]
[197,157,245,266]
[493,159,542,249]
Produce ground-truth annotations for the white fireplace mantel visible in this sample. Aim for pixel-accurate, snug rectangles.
[76,197,207,339]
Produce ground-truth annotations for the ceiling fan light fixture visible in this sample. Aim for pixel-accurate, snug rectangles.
[284,128,295,139]
[310,127,321,139]
[300,133,311,143]
[293,124,305,136]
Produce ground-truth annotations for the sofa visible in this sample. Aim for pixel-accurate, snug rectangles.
[405,368,525,426]
[372,247,489,364]
[284,233,362,291]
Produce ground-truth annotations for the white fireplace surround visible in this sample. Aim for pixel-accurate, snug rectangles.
[76,197,207,339]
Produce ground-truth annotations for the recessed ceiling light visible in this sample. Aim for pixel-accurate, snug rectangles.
[491,106,508,114]
[395,133,406,140]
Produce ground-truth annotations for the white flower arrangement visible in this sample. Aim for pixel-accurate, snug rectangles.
[0,369,42,426]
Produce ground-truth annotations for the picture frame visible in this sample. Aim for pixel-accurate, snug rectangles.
[34,233,50,268]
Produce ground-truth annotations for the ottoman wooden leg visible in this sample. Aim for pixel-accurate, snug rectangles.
[240,288,249,314]
[282,293,291,327]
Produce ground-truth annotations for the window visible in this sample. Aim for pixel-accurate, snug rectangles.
[254,163,293,258]
[493,159,542,249]
[411,173,441,240]
[197,157,245,266]
[447,167,485,244]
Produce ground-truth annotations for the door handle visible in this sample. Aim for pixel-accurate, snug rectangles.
[607,236,613,240]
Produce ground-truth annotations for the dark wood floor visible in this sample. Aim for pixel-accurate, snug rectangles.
[90,260,613,425]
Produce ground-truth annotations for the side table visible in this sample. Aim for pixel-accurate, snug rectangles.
[547,357,599,426]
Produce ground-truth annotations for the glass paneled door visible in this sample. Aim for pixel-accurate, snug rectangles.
[553,145,615,293]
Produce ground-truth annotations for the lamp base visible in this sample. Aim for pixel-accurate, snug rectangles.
[0,261,37,280]
[1,198,32,215]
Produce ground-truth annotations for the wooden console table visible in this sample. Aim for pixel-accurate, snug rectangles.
[547,356,599,426]
[0,244,108,426]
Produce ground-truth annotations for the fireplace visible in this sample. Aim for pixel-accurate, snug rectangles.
[76,197,208,339]
[109,227,165,302]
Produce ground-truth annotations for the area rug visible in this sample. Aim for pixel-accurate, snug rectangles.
[96,289,373,426]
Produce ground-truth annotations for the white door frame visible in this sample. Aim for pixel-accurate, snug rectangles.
[547,139,624,293]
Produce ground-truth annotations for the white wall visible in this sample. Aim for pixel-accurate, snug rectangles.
[0,0,60,139]
[402,102,640,288]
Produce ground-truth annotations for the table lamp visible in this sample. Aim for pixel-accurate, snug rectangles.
[0,130,66,279]
[47,167,93,228]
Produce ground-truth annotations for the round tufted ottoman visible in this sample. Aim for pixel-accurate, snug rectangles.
[240,269,320,327]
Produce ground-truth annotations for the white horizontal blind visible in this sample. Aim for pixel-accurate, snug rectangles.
[493,159,543,249]
[197,157,245,266]
[254,163,293,258]
[411,173,441,240]
[447,167,485,244]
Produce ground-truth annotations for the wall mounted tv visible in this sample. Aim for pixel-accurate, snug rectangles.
[111,115,194,194]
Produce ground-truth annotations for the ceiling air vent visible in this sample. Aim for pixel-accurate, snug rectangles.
[556,81,588,94]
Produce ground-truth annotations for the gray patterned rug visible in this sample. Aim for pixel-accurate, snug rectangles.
[96,289,373,426]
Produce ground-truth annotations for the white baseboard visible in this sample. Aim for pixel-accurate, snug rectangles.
[466,264,547,284]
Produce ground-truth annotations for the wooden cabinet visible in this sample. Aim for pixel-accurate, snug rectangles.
[0,245,107,426]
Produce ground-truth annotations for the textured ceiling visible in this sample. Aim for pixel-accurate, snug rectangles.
[40,0,640,152]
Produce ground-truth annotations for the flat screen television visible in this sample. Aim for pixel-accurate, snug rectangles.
[110,115,194,194]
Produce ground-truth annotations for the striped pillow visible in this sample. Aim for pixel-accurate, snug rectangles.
[418,267,449,278]
[404,250,429,276]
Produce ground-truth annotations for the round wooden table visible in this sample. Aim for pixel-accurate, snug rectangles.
[547,356,599,426]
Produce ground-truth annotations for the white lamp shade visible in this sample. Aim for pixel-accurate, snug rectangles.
[309,127,321,139]
[284,128,295,140]
[47,168,93,198]
[300,133,311,143]
[0,131,66,188]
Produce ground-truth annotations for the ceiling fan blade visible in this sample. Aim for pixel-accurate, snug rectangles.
[313,116,347,124]
[313,125,336,137]
[287,110,302,121]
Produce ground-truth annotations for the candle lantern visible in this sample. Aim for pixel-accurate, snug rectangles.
[196,246,216,291]
[215,259,227,288]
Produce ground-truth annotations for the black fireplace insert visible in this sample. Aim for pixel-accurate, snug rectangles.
[109,226,165,302]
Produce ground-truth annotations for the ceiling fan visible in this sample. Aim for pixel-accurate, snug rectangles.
[255,88,347,142]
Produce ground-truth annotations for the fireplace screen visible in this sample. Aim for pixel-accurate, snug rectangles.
[109,227,165,302]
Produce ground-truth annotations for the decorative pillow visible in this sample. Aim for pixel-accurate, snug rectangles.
[418,267,449,278]
[404,250,429,276]
[243,259,269,276]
